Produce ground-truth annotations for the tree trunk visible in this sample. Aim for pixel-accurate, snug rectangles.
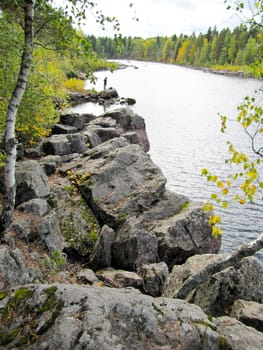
[0,0,34,236]
[175,232,263,299]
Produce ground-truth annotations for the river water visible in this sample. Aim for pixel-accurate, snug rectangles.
[72,60,263,257]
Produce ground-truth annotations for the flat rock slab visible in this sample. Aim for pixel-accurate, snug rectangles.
[62,138,167,228]
[16,160,50,206]
[95,268,143,289]
[0,283,228,350]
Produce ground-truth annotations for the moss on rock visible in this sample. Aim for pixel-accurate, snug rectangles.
[0,286,63,348]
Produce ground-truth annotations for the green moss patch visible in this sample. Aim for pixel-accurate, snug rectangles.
[192,319,217,332]
[219,336,230,350]
[0,286,64,348]
[179,200,190,212]
[0,291,8,301]
[59,196,100,257]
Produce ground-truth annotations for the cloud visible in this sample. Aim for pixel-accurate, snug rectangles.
[54,0,241,38]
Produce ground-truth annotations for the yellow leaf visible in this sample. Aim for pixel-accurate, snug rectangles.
[202,201,214,212]
[241,182,248,190]
[212,225,222,237]
[217,181,224,189]
[239,198,246,205]
[246,170,257,180]
[222,188,229,195]
[209,215,221,225]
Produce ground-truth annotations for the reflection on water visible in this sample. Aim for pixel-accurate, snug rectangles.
[72,60,263,259]
[67,102,105,115]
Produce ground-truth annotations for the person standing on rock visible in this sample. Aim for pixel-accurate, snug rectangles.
[104,77,107,90]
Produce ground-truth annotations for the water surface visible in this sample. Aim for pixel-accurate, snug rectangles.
[74,60,263,257]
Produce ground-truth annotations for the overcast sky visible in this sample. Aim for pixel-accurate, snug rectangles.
[77,0,244,38]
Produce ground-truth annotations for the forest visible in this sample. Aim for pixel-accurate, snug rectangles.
[0,2,116,146]
[1,2,262,147]
[87,25,263,76]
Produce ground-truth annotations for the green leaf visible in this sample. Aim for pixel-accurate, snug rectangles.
[222,202,229,209]
[201,168,209,176]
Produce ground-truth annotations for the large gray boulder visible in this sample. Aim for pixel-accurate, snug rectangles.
[164,254,263,316]
[15,160,50,206]
[191,256,263,316]
[83,126,120,148]
[0,247,39,289]
[163,254,224,299]
[17,198,50,217]
[12,201,64,252]
[95,268,143,289]
[57,108,149,152]
[60,112,96,130]
[151,202,220,268]
[138,261,169,297]
[40,155,62,175]
[97,87,118,99]
[59,137,219,271]
[215,316,263,350]
[103,108,150,152]
[90,225,115,270]
[103,108,133,130]
[42,133,88,156]
[24,141,43,159]
[37,211,64,252]
[88,116,117,128]
[231,299,263,332]
[112,217,159,270]
[139,191,220,268]
[76,268,99,285]
[76,140,167,228]
[52,123,77,134]
[0,284,228,350]
[67,91,92,105]
[12,199,51,242]
[50,178,100,259]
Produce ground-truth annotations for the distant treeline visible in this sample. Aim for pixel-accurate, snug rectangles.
[87,25,263,74]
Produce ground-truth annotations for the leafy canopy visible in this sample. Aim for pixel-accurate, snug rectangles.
[202,0,263,237]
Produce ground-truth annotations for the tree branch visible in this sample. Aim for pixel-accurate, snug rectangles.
[175,233,263,299]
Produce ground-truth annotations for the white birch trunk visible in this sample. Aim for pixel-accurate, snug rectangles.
[0,0,34,235]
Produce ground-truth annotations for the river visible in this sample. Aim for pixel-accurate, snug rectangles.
[71,60,263,258]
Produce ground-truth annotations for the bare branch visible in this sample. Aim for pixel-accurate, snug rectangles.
[175,233,263,299]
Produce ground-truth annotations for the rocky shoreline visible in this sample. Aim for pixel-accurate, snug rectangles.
[0,89,262,349]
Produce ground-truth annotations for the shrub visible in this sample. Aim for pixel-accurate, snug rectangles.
[64,78,85,92]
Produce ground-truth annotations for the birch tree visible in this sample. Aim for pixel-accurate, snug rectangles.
[0,0,34,235]
[0,0,120,236]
